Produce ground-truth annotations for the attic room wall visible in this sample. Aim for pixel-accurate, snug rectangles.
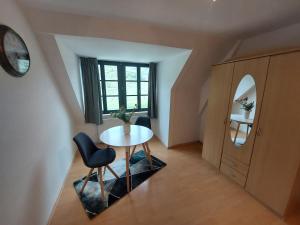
[154,51,192,146]
[0,1,75,225]
[169,39,235,146]
[198,78,210,142]
[36,33,100,141]
[20,6,234,147]
[56,38,84,112]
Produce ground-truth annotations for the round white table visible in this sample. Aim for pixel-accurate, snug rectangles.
[100,125,154,192]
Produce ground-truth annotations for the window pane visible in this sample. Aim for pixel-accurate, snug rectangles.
[141,67,149,81]
[98,65,101,80]
[107,97,119,110]
[141,82,148,95]
[126,96,137,109]
[100,97,104,111]
[126,82,137,95]
[126,66,137,80]
[99,82,103,96]
[141,96,148,109]
[104,65,118,80]
[105,81,118,95]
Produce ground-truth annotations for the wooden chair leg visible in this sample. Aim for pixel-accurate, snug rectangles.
[142,143,153,169]
[145,142,153,169]
[106,165,119,179]
[98,167,105,201]
[130,145,137,158]
[80,168,94,194]
[103,166,107,175]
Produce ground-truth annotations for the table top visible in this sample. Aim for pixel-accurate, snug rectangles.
[100,125,153,147]
[230,114,254,124]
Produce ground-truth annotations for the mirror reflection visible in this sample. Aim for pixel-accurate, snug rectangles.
[230,74,256,147]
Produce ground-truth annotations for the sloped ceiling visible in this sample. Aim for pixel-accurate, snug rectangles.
[56,35,191,63]
[18,0,300,37]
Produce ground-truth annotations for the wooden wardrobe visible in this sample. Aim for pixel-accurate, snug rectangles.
[203,49,300,218]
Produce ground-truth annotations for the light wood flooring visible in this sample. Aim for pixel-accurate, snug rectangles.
[48,138,299,225]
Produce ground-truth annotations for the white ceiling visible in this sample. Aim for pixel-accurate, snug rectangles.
[19,0,300,36]
[55,35,191,63]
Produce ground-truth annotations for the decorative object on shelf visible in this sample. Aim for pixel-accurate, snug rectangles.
[0,25,30,77]
[235,97,255,119]
[111,105,136,134]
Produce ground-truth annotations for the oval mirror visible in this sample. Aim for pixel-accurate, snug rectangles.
[229,74,256,147]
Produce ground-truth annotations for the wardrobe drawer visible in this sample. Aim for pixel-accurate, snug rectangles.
[222,154,249,176]
[220,163,247,187]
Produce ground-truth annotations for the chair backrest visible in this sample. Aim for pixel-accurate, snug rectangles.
[73,132,98,166]
[135,116,151,129]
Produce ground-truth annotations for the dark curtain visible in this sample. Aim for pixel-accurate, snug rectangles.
[148,62,157,118]
[80,57,103,125]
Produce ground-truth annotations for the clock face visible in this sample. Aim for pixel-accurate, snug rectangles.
[4,30,30,75]
[0,25,30,77]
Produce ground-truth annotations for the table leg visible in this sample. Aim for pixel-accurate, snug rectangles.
[125,146,131,192]
[234,123,240,144]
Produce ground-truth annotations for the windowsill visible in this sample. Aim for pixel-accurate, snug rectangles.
[102,111,148,120]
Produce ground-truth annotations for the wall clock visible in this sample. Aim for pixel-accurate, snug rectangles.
[0,25,30,77]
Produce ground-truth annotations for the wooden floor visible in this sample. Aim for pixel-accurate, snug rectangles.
[48,138,298,225]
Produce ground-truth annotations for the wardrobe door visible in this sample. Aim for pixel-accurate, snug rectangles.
[202,63,234,168]
[222,57,269,165]
[246,52,300,216]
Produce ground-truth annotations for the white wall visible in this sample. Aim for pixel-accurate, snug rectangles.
[56,38,84,112]
[153,51,191,146]
[0,1,75,225]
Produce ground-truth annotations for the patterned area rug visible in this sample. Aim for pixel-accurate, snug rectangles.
[73,150,166,218]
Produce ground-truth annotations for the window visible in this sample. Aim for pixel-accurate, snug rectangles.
[98,61,150,114]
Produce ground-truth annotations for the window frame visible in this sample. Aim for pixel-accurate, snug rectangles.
[98,60,150,114]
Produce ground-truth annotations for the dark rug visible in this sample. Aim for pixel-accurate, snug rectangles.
[73,150,166,218]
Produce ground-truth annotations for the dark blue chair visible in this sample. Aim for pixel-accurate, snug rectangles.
[135,116,152,129]
[131,116,152,157]
[73,132,119,200]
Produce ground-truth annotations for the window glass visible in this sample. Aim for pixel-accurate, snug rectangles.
[105,81,118,95]
[99,62,150,113]
[107,97,119,110]
[141,82,148,95]
[141,96,148,109]
[98,65,102,80]
[126,96,137,109]
[126,82,137,95]
[126,66,137,80]
[104,65,118,80]
[141,67,149,81]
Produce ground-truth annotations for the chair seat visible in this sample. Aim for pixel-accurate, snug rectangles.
[87,148,116,168]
